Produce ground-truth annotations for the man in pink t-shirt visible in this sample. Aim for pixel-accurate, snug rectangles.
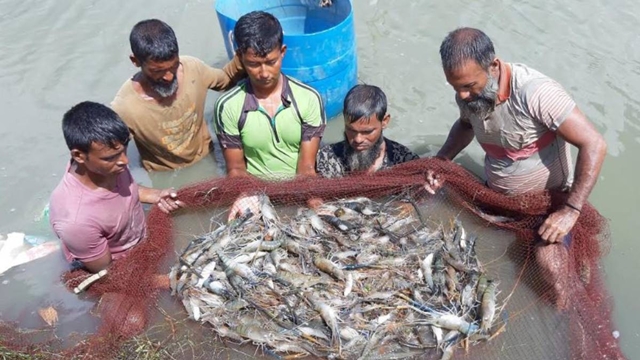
[49,101,183,274]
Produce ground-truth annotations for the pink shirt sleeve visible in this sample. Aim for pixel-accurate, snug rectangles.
[54,221,109,262]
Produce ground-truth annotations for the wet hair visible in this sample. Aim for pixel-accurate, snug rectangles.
[129,19,179,64]
[62,101,130,153]
[439,27,495,72]
[234,11,283,57]
[343,84,387,123]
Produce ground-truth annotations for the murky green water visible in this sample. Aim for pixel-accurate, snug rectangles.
[0,0,637,357]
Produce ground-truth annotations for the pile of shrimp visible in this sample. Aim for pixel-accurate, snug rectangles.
[170,194,503,359]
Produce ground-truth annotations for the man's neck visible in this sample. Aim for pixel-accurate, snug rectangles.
[251,74,283,100]
[71,162,118,191]
[132,64,183,103]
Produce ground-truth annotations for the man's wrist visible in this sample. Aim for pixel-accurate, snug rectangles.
[564,202,582,213]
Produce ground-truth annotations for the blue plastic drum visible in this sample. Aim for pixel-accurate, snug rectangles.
[215,0,358,119]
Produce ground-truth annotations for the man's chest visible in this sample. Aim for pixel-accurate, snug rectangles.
[241,110,302,150]
[469,103,548,149]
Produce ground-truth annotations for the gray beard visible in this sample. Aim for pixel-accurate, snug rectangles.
[151,77,178,98]
[345,134,384,172]
[457,74,499,119]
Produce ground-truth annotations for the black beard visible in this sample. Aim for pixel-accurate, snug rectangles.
[150,77,178,98]
[344,134,384,172]
[457,74,499,119]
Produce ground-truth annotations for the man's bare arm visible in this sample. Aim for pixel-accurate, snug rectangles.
[556,107,607,209]
[538,106,607,243]
[222,148,250,178]
[297,138,321,177]
[82,250,112,273]
[436,119,475,160]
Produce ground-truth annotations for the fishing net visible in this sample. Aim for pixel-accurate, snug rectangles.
[0,157,625,359]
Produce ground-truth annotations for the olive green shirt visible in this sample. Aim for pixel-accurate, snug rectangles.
[213,75,326,179]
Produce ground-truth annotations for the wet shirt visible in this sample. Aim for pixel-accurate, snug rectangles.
[213,75,326,179]
[111,56,244,171]
[49,164,146,263]
[459,61,576,195]
[316,137,419,178]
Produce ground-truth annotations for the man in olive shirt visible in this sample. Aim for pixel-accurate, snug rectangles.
[213,11,325,220]
[111,19,245,171]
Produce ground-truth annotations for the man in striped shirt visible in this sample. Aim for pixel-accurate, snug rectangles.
[435,28,607,308]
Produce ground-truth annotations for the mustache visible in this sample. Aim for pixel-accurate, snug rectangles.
[457,75,499,117]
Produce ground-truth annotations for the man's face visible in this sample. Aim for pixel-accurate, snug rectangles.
[73,141,129,178]
[139,56,180,98]
[240,46,286,91]
[344,114,389,171]
[445,59,499,118]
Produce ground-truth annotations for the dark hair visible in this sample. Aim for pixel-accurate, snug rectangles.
[129,19,179,64]
[62,101,130,153]
[439,27,495,72]
[234,11,283,57]
[343,84,387,123]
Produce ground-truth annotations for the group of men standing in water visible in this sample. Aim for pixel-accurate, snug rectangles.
[47,11,606,308]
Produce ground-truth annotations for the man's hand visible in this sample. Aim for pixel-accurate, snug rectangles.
[307,197,324,209]
[424,169,444,195]
[155,189,184,214]
[538,207,580,244]
[228,194,261,222]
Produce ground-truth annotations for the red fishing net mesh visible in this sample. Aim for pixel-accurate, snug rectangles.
[0,157,625,359]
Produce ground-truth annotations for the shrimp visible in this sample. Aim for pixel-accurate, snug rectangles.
[314,256,346,281]
[304,292,341,348]
[421,253,434,289]
[344,272,354,297]
[429,313,479,335]
[480,280,497,333]
[216,250,257,282]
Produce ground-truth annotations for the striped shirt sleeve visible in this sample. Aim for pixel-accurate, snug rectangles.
[524,79,576,131]
[213,90,243,149]
[301,86,326,141]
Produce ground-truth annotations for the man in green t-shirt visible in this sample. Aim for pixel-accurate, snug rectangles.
[213,11,326,219]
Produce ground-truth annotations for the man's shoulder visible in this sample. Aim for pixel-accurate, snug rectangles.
[111,78,136,106]
[49,172,85,225]
[318,140,346,158]
[384,138,419,163]
[286,76,322,101]
[316,140,347,178]
[509,63,558,93]
[110,77,145,125]
[214,81,248,113]
[179,55,205,68]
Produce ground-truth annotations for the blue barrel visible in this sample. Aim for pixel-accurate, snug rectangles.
[215,0,358,120]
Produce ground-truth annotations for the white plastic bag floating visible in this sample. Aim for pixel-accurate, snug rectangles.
[0,232,60,275]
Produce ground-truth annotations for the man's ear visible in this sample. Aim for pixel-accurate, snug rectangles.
[280,44,287,58]
[381,113,391,129]
[489,58,500,76]
[130,55,141,68]
[71,149,86,164]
